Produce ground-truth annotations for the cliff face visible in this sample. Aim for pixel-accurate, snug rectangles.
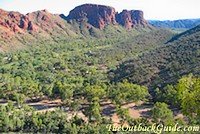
[67,4,117,29]
[116,10,148,29]
[67,4,149,29]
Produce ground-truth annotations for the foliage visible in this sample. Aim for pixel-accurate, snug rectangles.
[175,74,200,123]
[153,74,200,124]
[151,102,174,125]
[154,85,179,107]
[109,80,149,105]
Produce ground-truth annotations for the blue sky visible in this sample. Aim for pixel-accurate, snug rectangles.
[0,0,199,20]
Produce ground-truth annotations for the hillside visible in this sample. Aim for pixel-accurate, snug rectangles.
[95,28,174,67]
[109,24,200,89]
[149,18,200,30]
[0,9,80,51]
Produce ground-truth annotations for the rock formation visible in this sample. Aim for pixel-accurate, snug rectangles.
[116,10,148,29]
[0,9,38,34]
[0,4,150,36]
[67,4,117,29]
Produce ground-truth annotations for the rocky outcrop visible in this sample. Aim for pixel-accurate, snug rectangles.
[0,10,22,33]
[0,9,38,34]
[20,16,37,31]
[26,9,74,34]
[116,10,148,29]
[67,4,149,29]
[67,4,117,29]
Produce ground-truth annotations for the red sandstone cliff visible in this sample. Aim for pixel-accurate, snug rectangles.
[116,10,149,29]
[67,4,149,29]
[67,4,117,29]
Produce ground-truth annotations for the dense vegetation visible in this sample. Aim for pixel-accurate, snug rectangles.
[0,25,200,133]
[110,25,200,89]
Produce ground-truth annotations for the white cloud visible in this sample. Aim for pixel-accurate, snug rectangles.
[0,0,199,20]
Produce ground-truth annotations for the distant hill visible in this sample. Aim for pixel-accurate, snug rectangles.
[149,19,200,29]
[109,24,200,89]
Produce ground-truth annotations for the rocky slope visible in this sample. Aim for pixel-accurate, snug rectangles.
[0,9,34,35]
[0,8,81,51]
[0,9,79,37]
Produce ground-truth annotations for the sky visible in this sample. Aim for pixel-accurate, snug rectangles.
[0,0,199,20]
